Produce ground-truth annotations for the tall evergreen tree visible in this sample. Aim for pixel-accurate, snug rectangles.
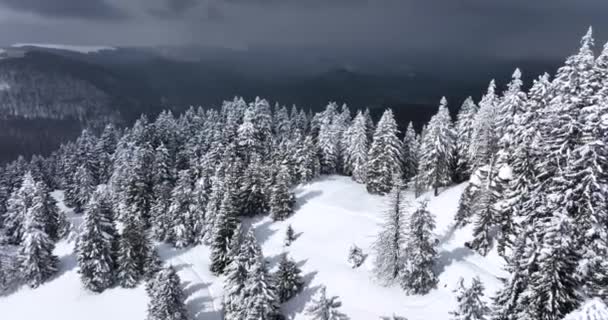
[147,266,189,320]
[4,172,37,244]
[344,111,369,183]
[373,176,407,285]
[470,80,500,171]
[306,286,349,320]
[453,97,478,182]
[210,190,239,275]
[318,103,339,174]
[242,257,280,320]
[168,170,199,248]
[401,200,438,295]
[402,122,419,183]
[449,277,490,320]
[77,189,116,292]
[18,181,58,288]
[366,109,403,195]
[270,166,296,221]
[416,97,454,196]
[275,253,304,303]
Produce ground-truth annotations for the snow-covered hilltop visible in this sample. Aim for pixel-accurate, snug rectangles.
[0,176,505,320]
[11,43,116,54]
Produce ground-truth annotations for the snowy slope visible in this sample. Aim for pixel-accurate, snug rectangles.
[11,43,116,54]
[0,176,506,320]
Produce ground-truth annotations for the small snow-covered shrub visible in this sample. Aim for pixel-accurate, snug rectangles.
[347,244,366,268]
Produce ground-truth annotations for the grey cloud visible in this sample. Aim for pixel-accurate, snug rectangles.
[0,0,128,20]
[0,0,608,61]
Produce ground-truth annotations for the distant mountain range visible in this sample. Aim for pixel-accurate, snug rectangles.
[0,43,562,162]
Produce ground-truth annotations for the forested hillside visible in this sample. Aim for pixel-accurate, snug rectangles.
[0,28,607,320]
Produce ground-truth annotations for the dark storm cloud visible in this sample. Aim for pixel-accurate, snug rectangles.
[0,0,607,59]
[0,0,128,20]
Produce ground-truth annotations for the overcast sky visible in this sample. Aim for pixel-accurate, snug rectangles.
[0,0,607,59]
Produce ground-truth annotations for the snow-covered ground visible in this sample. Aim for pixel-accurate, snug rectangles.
[0,176,507,320]
[11,43,116,54]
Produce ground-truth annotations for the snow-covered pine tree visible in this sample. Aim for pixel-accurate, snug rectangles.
[453,97,478,182]
[491,228,538,320]
[416,97,454,196]
[97,123,119,184]
[470,80,500,171]
[347,244,365,268]
[306,286,349,320]
[285,224,296,246]
[318,103,339,174]
[363,108,375,142]
[151,143,176,242]
[18,180,58,288]
[401,200,438,295]
[344,111,369,183]
[116,213,147,288]
[168,170,198,248]
[366,109,403,195]
[223,231,248,320]
[77,189,116,292]
[242,256,280,320]
[270,166,296,221]
[454,183,478,228]
[373,176,407,285]
[402,122,418,183]
[275,253,304,303]
[449,277,490,320]
[3,172,37,244]
[146,266,189,320]
[238,155,268,217]
[72,164,96,213]
[468,159,500,256]
[34,180,62,241]
[210,189,239,275]
[519,215,581,320]
[297,135,321,183]
[237,106,263,163]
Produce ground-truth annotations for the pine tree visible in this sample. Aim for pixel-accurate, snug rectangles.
[238,156,268,217]
[18,181,58,288]
[4,172,37,244]
[449,277,490,320]
[373,176,407,285]
[453,97,478,182]
[242,257,280,320]
[344,111,369,183]
[147,266,189,320]
[306,286,349,320]
[520,215,581,320]
[73,163,96,213]
[416,97,454,196]
[270,166,296,221]
[275,253,304,303]
[77,189,116,292]
[401,200,438,295]
[285,225,296,246]
[168,170,198,248]
[366,109,403,195]
[116,215,145,288]
[454,184,478,228]
[402,122,418,183]
[210,190,239,275]
[223,229,248,320]
[297,136,321,183]
[318,103,339,174]
[468,160,500,256]
[151,143,175,242]
[470,80,500,171]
